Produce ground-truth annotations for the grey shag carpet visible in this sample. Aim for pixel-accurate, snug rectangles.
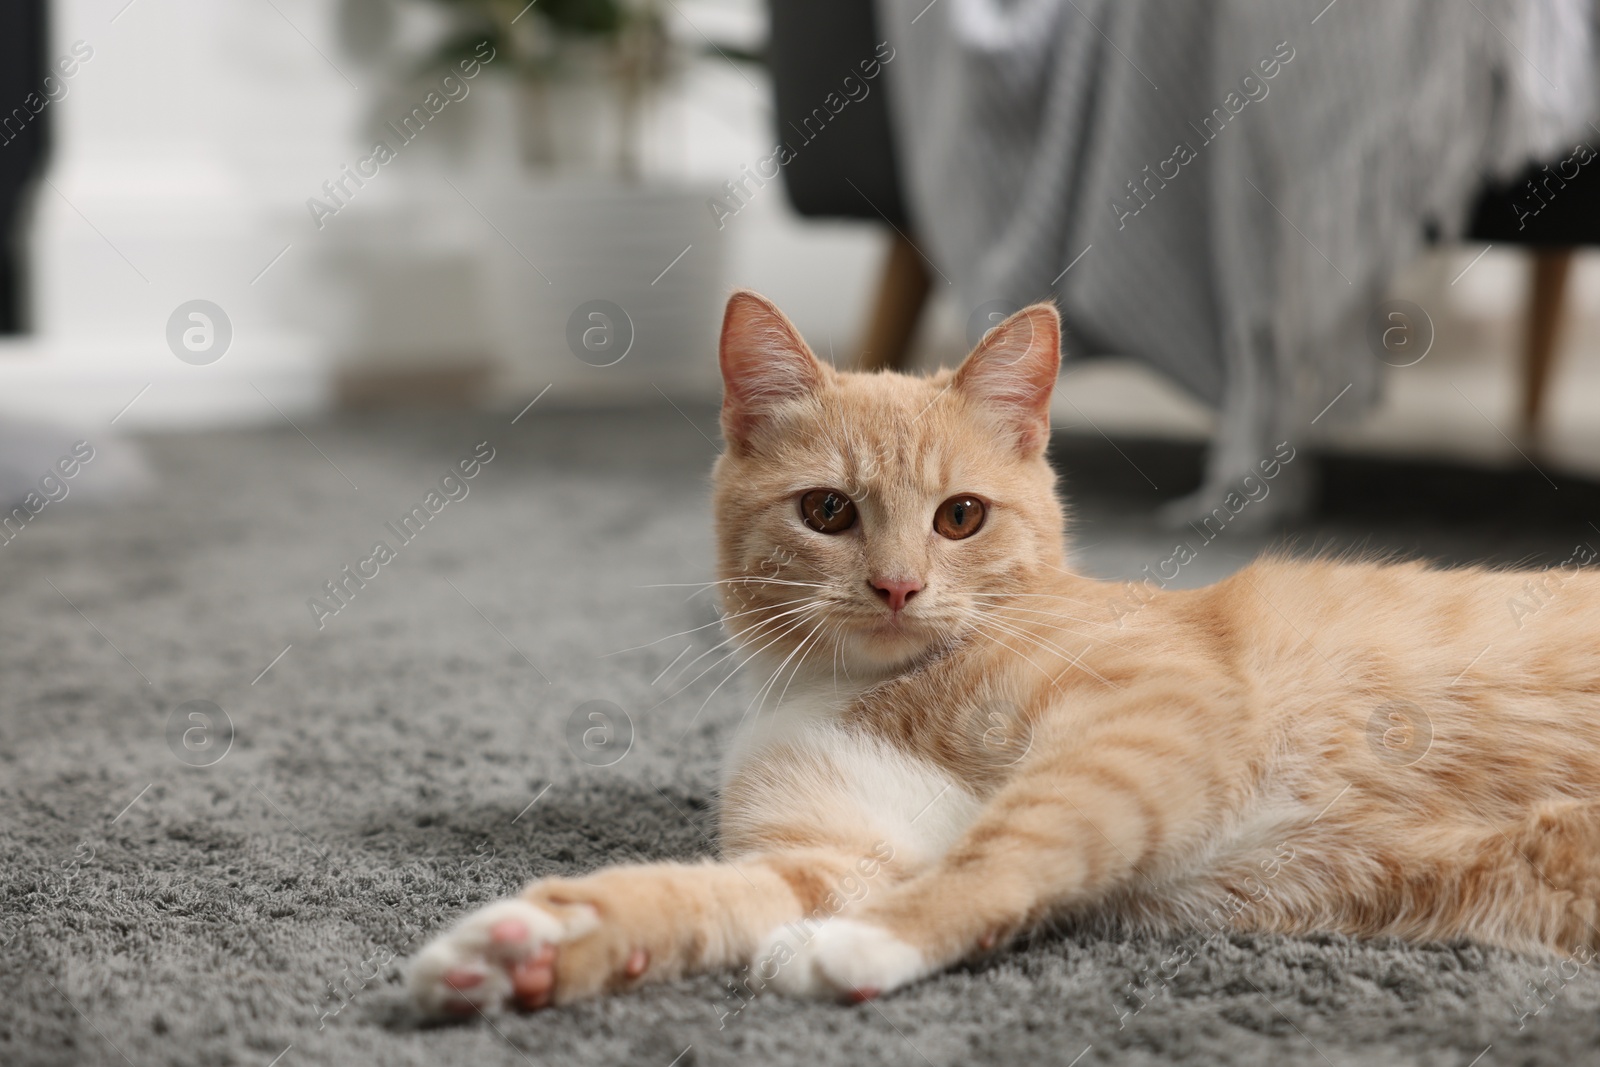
[6,406,1600,1067]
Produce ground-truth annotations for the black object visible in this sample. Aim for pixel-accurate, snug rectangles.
[1466,145,1600,246]
[766,0,909,226]
[767,5,1597,250]
[765,5,1596,420]
[0,0,49,334]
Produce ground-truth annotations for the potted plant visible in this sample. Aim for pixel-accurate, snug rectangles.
[419,0,672,176]
[410,0,730,399]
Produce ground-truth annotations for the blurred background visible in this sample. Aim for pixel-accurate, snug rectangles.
[7,0,1600,473]
[16,4,1600,1065]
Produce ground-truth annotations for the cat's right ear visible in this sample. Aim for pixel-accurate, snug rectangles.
[953,303,1061,455]
[718,290,825,451]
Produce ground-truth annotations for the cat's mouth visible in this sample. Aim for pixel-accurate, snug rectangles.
[838,611,960,672]
[855,611,936,644]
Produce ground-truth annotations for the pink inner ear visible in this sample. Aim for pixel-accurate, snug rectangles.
[719,291,824,445]
[954,304,1062,452]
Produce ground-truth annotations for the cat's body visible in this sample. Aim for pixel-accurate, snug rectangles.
[726,554,1600,954]
[407,293,1600,1016]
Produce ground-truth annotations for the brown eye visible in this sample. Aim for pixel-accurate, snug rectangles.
[934,495,986,540]
[799,489,857,534]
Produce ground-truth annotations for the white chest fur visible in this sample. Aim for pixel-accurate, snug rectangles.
[722,685,982,866]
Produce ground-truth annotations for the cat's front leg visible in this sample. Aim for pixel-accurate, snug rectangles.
[407,862,784,1016]
[407,848,883,1016]
[769,688,1238,1000]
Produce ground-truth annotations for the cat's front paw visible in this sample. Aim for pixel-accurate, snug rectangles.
[759,918,929,1002]
[409,870,679,1016]
[407,897,596,1017]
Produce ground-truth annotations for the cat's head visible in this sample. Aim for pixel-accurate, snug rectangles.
[711,290,1067,678]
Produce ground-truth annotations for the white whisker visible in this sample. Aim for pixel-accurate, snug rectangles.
[980,615,1117,689]
[643,577,830,590]
[975,605,1139,655]
[970,601,1106,627]
[965,609,1120,690]
[679,605,826,740]
[650,644,693,686]
[658,598,828,686]
[770,619,830,713]
[964,625,1068,691]
[600,594,817,658]
[969,590,1098,607]
[741,615,829,732]
[643,601,825,714]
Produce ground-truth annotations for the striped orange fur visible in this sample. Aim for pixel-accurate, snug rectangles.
[408,290,1600,1016]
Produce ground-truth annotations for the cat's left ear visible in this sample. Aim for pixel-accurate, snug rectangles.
[953,303,1061,455]
[719,290,826,451]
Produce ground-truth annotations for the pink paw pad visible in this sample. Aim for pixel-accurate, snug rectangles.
[442,968,484,991]
[488,919,530,945]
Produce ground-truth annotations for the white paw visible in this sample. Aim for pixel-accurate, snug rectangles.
[757,918,928,1001]
[406,897,596,1017]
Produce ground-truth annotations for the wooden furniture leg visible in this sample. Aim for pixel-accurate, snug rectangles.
[857,231,932,371]
[1520,247,1575,439]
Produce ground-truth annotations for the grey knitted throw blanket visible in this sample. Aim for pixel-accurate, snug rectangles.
[877,0,1596,515]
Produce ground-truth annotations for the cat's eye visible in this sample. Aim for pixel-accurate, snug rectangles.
[799,489,858,534]
[934,495,986,540]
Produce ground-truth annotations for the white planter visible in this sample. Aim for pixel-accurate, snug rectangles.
[291,184,491,379]
[477,179,728,401]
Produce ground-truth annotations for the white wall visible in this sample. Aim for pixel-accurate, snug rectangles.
[17,0,1587,443]
[2,0,359,427]
[0,0,882,426]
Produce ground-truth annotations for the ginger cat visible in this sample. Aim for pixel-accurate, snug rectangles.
[408,290,1600,1017]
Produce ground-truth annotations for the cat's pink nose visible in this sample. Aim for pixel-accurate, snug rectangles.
[869,576,923,612]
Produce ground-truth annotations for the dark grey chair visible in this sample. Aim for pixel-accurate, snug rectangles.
[767,3,1598,440]
[0,0,50,334]
[767,0,926,371]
